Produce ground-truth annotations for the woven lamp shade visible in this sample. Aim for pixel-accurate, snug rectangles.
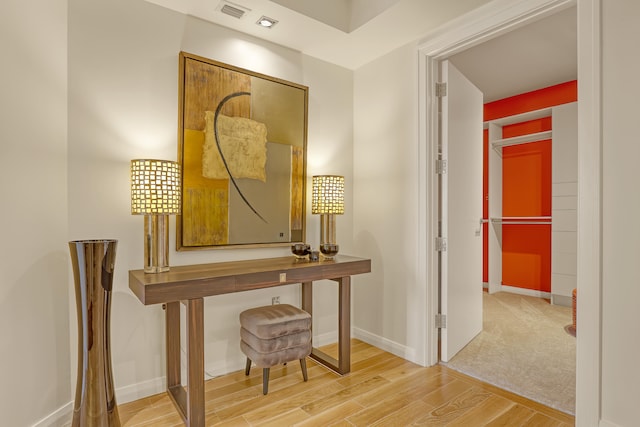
[130,159,181,215]
[311,175,344,215]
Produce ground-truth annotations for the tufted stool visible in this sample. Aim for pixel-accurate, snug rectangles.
[239,304,312,395]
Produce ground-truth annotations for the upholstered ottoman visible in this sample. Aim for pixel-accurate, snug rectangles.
[240,304,312,395]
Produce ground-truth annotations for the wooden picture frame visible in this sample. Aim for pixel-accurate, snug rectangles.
[176,52,308,250]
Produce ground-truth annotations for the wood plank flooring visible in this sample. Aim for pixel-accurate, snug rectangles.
[118,340,574,426]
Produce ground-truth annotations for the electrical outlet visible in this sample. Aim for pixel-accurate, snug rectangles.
[272,296,280,305]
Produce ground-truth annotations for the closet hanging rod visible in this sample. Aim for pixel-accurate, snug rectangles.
[495,216,552,220]
[490,218,552,225]
[493,221,552,225]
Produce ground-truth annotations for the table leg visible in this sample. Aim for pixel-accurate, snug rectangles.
[302,281,312,317]
[338,276,351,373]
[303,277,351,375]
[165,302,181,390]
[166,299,205,427]
[186,298,205,426]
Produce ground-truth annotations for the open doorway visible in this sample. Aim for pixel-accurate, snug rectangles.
[420,2,577,415]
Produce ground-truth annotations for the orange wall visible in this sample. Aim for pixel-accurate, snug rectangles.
[484,80,577,121]
[502,125,552,292]
[482,80,577,292]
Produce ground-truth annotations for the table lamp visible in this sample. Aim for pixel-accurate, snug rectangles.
[311,175,344,259]
[130,159,181,273]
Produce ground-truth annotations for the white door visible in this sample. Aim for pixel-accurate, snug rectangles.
[440,60,484,362]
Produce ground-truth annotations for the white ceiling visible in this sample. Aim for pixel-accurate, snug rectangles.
[145,0,577,101]
[268,0,403,33]
[449,6,577,102]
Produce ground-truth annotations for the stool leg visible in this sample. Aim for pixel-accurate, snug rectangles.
[262,368,270,395]
[300,358,308,382]
[245,358,251,376]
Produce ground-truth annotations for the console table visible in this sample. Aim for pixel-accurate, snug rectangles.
[129,254,371,427]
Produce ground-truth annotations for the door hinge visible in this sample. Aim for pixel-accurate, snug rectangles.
[436,313,447,329]
[435,237,447,252]
[436,82,447,97]
[436,159,447,174]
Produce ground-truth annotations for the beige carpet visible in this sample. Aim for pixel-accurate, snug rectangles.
[443,291,576,415]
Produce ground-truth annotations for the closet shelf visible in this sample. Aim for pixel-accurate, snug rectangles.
[491,130,552,154]
[484,107,553,127]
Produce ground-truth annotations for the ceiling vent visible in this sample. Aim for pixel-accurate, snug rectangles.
[217,1,251,19]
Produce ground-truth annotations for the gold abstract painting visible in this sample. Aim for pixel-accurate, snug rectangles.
[177,52,308,250]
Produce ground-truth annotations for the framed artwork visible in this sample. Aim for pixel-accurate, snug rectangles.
[177,52,308,250]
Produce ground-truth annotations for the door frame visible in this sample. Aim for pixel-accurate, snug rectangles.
[417,0,601,424]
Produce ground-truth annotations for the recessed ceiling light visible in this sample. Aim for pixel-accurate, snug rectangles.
[256,16,278,28]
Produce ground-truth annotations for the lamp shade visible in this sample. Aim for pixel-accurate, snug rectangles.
[130,159,181,215]
[311,175,344,215]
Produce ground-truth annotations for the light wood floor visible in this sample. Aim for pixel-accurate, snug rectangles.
[118,340,574,426]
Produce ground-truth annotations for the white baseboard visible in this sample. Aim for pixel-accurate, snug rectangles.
[31,402,72,427]
[32,376,168,427]
[600,420,622,427]
[314,330,338,347]
[551,294,572,307]
[312,327,418,365]
[204,358,247,380]
[487,281,503,294]
[500,284,552,299]
[352,327,417,364]
[116,376,166,404]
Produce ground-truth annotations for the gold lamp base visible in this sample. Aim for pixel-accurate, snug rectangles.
[319,243,339,259]
[319,214,339,259]
[144,214,170,273]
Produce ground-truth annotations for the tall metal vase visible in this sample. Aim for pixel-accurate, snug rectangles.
[69,239,121,427]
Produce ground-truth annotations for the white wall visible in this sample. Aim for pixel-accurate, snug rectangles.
[600,1,640,425]
[352,42,425,362]
[0,1,70,426]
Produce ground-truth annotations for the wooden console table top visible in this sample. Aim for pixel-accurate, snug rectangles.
[129,254,371,305]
